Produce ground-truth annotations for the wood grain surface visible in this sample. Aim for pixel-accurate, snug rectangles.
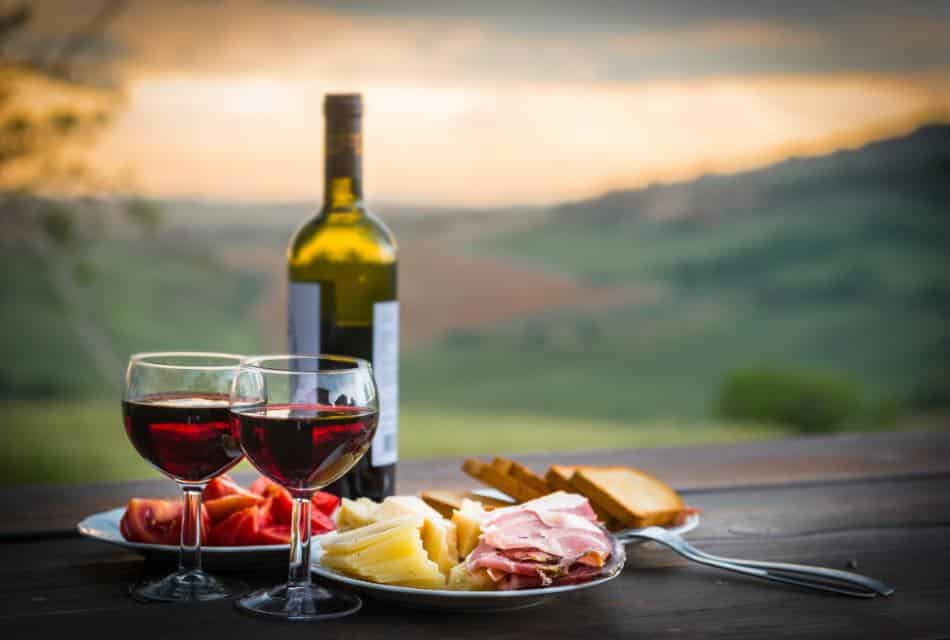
[2,429,948,638]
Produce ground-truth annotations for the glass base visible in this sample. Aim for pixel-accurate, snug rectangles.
[236,583,362,621]
[131,569,245,603]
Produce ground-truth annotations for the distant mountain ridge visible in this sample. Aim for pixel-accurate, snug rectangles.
[481,122,950,414]
[553,123,950,226]
[152,124,950,233]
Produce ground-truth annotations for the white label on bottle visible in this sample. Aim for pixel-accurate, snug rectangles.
[288,282,320,356]
[372,301,399,467]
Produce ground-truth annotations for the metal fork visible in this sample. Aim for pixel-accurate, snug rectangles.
[614,525,895,598]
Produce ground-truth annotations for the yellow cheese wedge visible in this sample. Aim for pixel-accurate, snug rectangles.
[447,563,495,591]
[420,517,459,575]
[452,499,487,558]
[336,497,379,531]
[321,516,422,554]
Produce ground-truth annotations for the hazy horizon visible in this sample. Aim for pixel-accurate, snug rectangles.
[148,119,950,216]
[11,0,950,207]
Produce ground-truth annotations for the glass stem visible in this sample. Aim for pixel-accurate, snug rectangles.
[289,495,313,589]
[179,484,205,574]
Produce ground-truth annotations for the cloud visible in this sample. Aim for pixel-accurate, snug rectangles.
[93,70,950,205]
[17,0,950,204]
[85,1,950,84]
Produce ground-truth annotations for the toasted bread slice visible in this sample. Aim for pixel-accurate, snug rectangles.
[461,459,542,503]
[420,490,514,518]
[545,465,582,493]
[506,460,551,495]
[420,490,462,519]
[545,465,619,528]
[490,457,513,475]
[570,467,684,528]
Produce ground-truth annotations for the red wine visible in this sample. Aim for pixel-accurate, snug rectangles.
[123,393,242,483]
[233,403,378,492]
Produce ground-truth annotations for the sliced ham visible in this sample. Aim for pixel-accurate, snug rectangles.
[500,549,560,563]
[466,491,613,590]
[467,542,563,577]
[496,563,605,590]
[479,501,611,562]
[481,492,599,527]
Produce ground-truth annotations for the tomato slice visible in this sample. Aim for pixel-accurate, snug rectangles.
[310,507,336,534]
[121,498,209,546]
[254,516,332,545]
[249,476,276,497]
[257,525,291,545]
[208,506,259,546]
[312,491,341,517]
[202,475,259,501]
[204,493,264,523]
[121,498,180,544]
[258,489,294,526]
[120,509,133,540]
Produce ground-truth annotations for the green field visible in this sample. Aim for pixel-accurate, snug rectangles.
[474,126,950,416]
[3,125,948,486]
[0,399,790,487]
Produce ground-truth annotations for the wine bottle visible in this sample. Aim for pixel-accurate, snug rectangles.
[287,93,397,501]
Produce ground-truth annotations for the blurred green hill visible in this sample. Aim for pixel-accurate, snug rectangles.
[1,234,266,398]
[2,124,948,484]
[462,123,950,417]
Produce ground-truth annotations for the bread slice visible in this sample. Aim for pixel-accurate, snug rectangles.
[569,467,684,528]
[420,489,514,519]
[545,465,581,492]
[545,465,619,528]
[490,457,513,475]
[506,460,551,496]
[461,459,543,502]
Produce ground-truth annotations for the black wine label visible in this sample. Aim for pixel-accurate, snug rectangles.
[326,132,362,158]
[325,131,362,182]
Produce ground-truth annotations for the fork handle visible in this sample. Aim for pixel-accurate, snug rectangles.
[615,527,894,598]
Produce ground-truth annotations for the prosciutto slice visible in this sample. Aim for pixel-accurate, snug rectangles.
[466,492,612,590]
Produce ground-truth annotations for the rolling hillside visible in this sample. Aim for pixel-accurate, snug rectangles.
[4,124,948,415]
[3,124,949,485]
[462,124,950,416]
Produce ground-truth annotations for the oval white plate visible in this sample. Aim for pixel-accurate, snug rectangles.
[310,513,700,611]
[77,507,297,569]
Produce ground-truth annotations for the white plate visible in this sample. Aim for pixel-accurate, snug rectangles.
[310,513,700,611]
[77,507,295,569]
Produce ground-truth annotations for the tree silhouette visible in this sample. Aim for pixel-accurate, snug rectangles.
[1,1,156,382]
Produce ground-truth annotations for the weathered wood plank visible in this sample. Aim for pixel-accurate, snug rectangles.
[0,525,945,638]
[0,474,947,639]
[3,429,948,538]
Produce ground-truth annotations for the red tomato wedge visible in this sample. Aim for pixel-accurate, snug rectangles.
[122,476,335,547]
[119,510,133,540]
[257,525,291,545]
[208,506,259,546]
[252,476,338,519]
[249,476,277,497]
[310,507,335,535]
[255,514,333,545]
[202,475,260,501]
[257,488,294,526]
[120,498,209,546]
[312,491,341,517]
[204,493,264,523]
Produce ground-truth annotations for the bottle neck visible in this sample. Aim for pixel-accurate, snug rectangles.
[323,113,363,209]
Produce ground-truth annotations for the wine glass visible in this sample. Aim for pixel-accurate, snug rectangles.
[230,355,378,621]
[123,352,246,602]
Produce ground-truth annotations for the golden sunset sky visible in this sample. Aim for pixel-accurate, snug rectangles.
[16,0,950,206]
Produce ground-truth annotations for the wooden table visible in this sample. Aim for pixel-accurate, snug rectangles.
[2,429,949,638]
